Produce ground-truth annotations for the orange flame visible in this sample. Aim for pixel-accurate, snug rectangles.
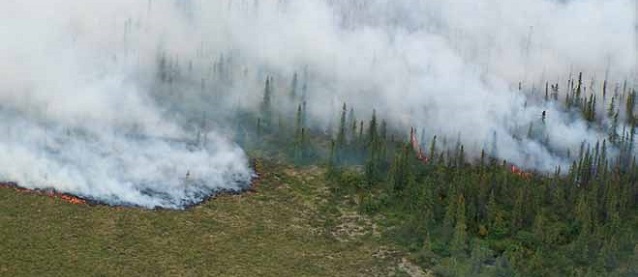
[510,165,532,179]
[408,129,532,179]
[1,182,87,205]
[410,128,429,163]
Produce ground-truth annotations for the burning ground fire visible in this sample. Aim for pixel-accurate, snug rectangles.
[0,182,87,205]
[0,159,263,208]
[510,165,532,178]
[2,132,530,208]
[410,128,531,178]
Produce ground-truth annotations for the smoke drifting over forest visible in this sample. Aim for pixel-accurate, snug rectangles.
[0,0,635,208]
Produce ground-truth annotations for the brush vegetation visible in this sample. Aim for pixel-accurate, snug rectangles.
[0,161,419,276]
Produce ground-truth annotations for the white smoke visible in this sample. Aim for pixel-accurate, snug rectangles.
[0,0,253,209]
[0,0,635,206]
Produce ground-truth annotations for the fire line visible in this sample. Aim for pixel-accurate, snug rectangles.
[0,182,87,205]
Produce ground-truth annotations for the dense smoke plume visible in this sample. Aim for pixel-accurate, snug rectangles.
[0,0,635,207]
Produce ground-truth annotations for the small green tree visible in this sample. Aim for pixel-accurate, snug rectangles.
[451,194,468,256]
[336,103,347,163]
[260,77,273,129]
[289,72,298,100]
[628,89,636,125]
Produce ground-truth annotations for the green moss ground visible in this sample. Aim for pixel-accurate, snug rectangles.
[0,161,419,277]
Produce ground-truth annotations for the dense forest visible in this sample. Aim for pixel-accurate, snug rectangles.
[193,67,638,276]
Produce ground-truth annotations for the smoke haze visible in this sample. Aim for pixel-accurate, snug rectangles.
[0,0,635,207]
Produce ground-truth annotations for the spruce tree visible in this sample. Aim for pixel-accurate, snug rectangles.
[574,192,593,263]
[443,183,458,238]
[487,190,507,238]
[367,110,378,147]
[511,188,525,232]
[289,72,298,100]
[627,89,636,125]
[607,96,615,119]
[348,107,356,141]
[532,210,547,245]
[336,103,347,161]
[260,77,273,129]
[451,194,468,256]
[294,104,303,162]
[327,139,336,177]
[609,112,619,144]
[429,136,437,163]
